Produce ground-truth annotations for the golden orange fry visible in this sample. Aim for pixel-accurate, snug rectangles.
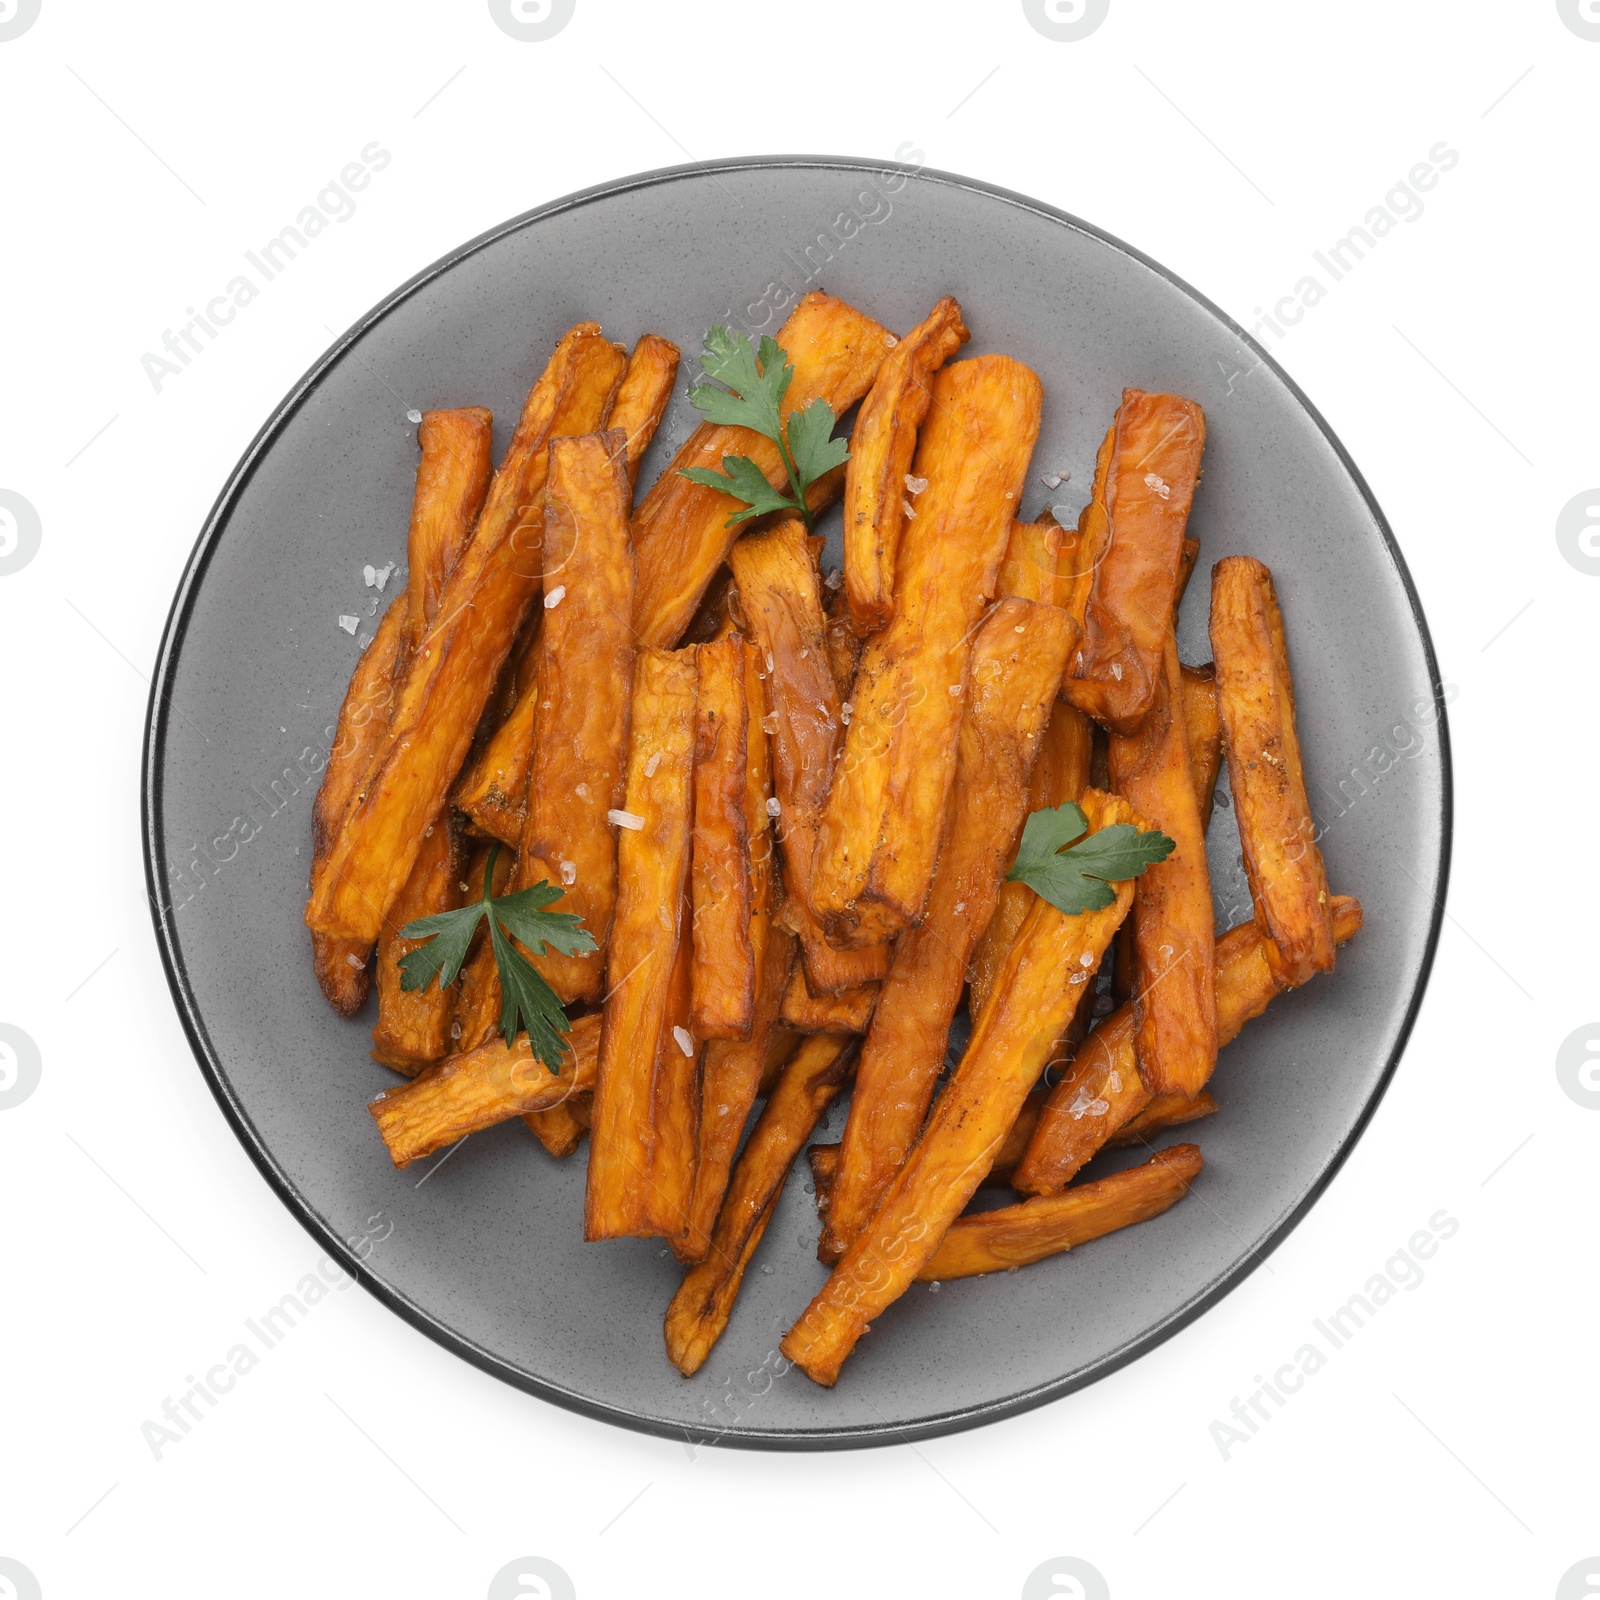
[782,789,1142,1386]
[727,519,890,995]
[632,292,891,649]
[664,1034,855,1376]
[1063,389,1206,733]
[807,1088,1045,1211]
[585,647,698,1242]
[454,670,540,846]
[309,593,412,1012]
[524,1090,592,1158]
[841,294,969,633]
[368,1012,601,1169]
[1012,894,1362,1193]
[405,407,494,652]
[517,429,637,1004]
[1107,1090,1217,1147]
[1109,633,1217,1098]
[306,324,627,942]
[1180,662,1222,818]
[682,927,796,1265]
[819,597,1077,1264]
[690,635,754,1039]
[780,965,879,1034]
[609,334,681,486]
[645,892,702,1254]
[996,519,1065,606]
[919,1144,1202,1280]
[370,818,461,1073]
[1210,556,1335,987]
[811,355,1045,948]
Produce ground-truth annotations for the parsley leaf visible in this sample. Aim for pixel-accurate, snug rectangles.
[1005,802,1176,915]
[681,456,798,525]
[397,843,595,1067]
[785,396,852,485]
[680,325,847,531]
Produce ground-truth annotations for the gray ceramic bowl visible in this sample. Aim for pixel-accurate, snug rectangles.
[143,157,1449,1449]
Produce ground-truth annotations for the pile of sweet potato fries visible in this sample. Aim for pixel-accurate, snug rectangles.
[305,291,1359,1387]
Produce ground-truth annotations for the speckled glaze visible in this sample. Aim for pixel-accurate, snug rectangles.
[143,157,1449,1449]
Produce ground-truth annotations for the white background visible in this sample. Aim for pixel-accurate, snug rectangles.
[3,2,1596,1597]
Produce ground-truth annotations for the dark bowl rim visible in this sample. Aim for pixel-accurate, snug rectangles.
[141,152,1453,1452]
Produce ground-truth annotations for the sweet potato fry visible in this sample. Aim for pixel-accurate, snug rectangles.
[682,927,796,1263]
[1063,390,1206,733]
[645,894,702,1253]
[919,1144,1202,1280]
[681,647,781,1256]
[1012,894,1361,1192]
[309,592,412,1012]
[812,356,1045,947]
[967,696,1095,1022]
[808,1088,1045,1211]
[516,429,637,1004]
[1181,662,1222,818]
[609,335,680,486]
[370,817,461,1073]
[453,670,539,845]
[307,325,627,942]
[727,519,890,995]
[1210,556,1335,986]
[996,519,1065,606]
[841,295,969,633]
[405,407,494,651]
[780,965,879,1034]
[524,1090,592,1158]
[1108,1090,1217,1147]
[819,597,1077,1264]
[1174,534,1201,610]
[1109,633,1217,1097]
[368,1011,601,1168]
[633,293,892,648]
[585,647,698,1242]
[664,1034,856,1376]
[822,574,862,700]
[760,1025,802,1092]
[369,412,501,1050]
[690,635,754,1038]
[1057,424,1114,650]
[782,789,1142,1385]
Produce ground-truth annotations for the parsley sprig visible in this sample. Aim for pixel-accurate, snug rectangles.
[679,326,850,532]
[1006,802,1175,915]
[397,843,595,1068]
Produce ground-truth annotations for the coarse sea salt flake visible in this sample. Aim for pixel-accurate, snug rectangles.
[406,408,422,424]
[762,712,779,734]
[559,859,577,886]
[904,474,928,494]
[544,585,566,609]
[902,498,916,519]
[1144,472,1171,500]
[338,614,358,634]
[673,1026,695,1057]
[766,797,781,817]
[644,751,662,777]
[608,808,645,830]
